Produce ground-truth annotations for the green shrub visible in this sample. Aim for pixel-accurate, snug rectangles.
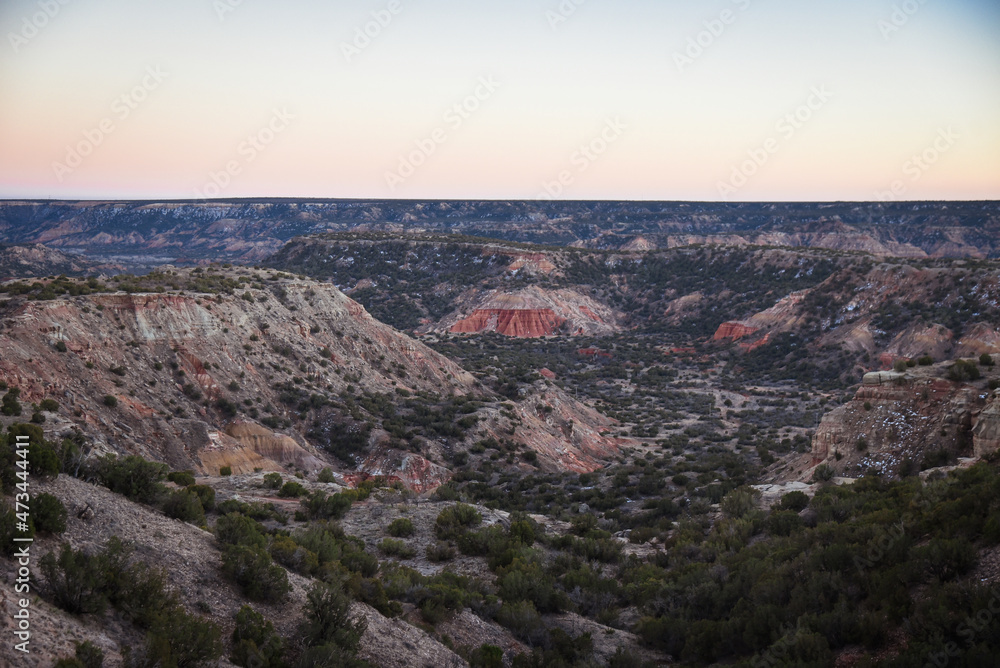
[948,359,982,382]
[779,490,810,512]
[167,470,196,487]
[812,464,835,482]
[94,454,167,504]
[34,493,68,534]
[126,606,223,668]
[221,544,291,603]
[40,543,107,614]
[278,481,306,498]
[468,644,504,668]
[40,398,60,412]
[55,641,104,668]
[300,490,354,520]
[102,395,118,408]
[300,582,367,655]
[766,510,803,536]
[917,354,934,366]
[980,353,994,367]
[720,487,760,519]
[263,472,283,489]
[187,484,216,512]
[270,535,319,575]
[163,489,205,525]
[220,466,233,476]
[387,517,415,538]
[317,467,335,483]
[435,503,482,540]
[230,605,285,668]
[426,541,456,562]
[2,387,22,416]
[215,513,267,549]
[496,600,546,646]
[379,538,416,559]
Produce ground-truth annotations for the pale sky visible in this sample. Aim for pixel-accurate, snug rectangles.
[0,0,998,201]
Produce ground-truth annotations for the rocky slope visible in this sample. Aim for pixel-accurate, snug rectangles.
[0,269,623,490]
[0,474,467,668]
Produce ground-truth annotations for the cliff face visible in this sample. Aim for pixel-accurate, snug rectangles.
[0,273,476,481]
[433,286,621,338]
[973,396,1000,458]
[810,364,999,477]
[450,309,566,338]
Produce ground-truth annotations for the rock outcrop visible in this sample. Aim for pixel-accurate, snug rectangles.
[811,364,998,477]
[434,286,621,338]
[713,321,760,342]
[713,291,808,345]
[973,396,1000,458]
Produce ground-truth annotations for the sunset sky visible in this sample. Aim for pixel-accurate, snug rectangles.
[0,0,998,201]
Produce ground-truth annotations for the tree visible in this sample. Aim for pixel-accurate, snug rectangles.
[127,607,223,668]
[230,605,286,668]
[300,582,367,655]
[163,489,206,525]
[40,543,107,614]
[386,518,415,538]
[95,455,167,504]
[2,387,22,416]
[221,545,291,603]
[34,493,68,534]
[215,513,267,549]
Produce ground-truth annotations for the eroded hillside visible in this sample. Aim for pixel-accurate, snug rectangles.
[0,268,624,490]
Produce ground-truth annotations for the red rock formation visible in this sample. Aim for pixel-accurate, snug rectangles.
[450,309,567,338]
[355,449,452,494]
[713,321,760,341]
[432,286,621,339]
[740,333,771,352]
[539,368,557,380]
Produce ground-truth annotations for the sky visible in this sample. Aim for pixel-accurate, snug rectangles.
[0,0,998,202]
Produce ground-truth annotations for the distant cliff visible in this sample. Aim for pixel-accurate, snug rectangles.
[1,199,997,267]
